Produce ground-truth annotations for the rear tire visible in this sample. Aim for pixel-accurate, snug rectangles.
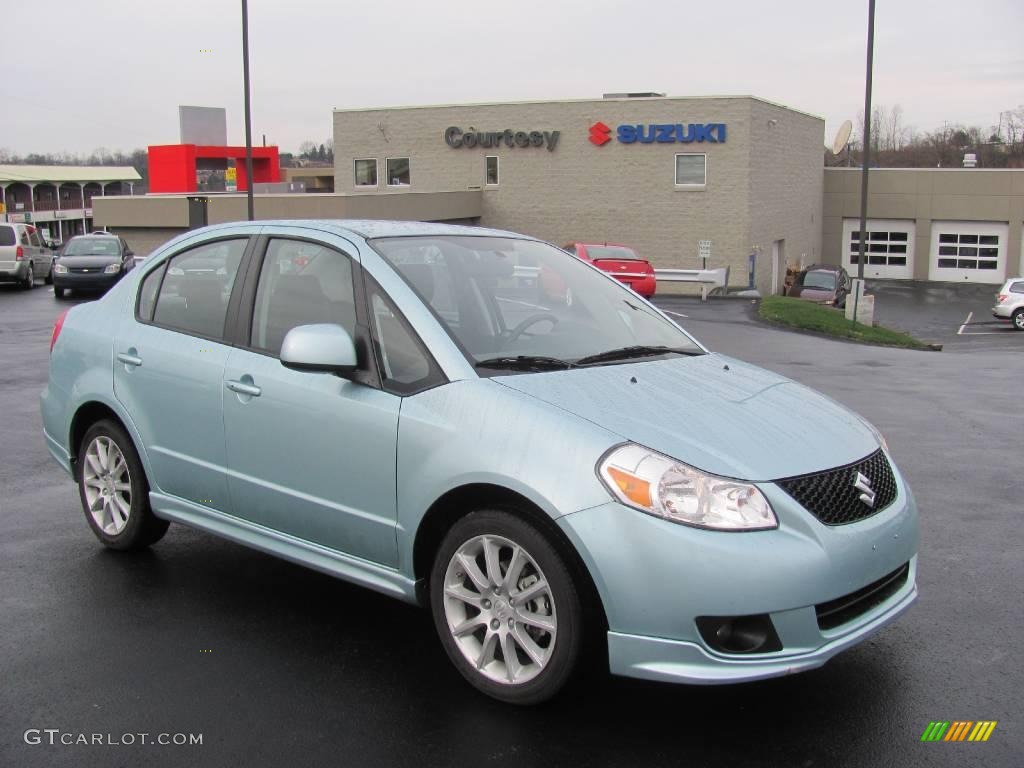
[1012,308,1024,331]
[429,509,584,705]
[77,419,169,550]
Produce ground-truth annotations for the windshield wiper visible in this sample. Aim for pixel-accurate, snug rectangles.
[575,345,702,366]
[475,355,575,371]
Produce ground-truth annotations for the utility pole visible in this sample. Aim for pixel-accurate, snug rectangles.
[241,0,255,221]
[852,0,876,325]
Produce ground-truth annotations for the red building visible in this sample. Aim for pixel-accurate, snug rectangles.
[148,144,280,194]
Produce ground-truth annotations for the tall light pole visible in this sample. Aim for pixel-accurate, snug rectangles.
[856,0,876,283]
[241,0,255,221]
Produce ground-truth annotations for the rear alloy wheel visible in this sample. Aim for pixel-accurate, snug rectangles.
[1012,309,1024,331]
[77,420,169,550]
[22,264,34,290]
[430,510,583,704]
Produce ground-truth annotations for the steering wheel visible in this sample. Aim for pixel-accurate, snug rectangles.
[500,313,559,348]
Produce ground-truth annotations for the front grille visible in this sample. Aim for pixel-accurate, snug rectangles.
[776,449,897,525]
[816,562,910,631]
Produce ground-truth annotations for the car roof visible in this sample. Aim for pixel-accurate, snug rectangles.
[196,219,534,241]
[802,264,844,273]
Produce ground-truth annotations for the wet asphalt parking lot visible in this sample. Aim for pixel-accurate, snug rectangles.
[1,281,1021,767]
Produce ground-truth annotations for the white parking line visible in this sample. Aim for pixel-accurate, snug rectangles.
[957,312,973,335]
[663,310,689,319]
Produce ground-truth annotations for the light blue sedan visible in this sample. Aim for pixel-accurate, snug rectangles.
[41,220,918,704]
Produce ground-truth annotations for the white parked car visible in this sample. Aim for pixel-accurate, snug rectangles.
[992,278,1024,331]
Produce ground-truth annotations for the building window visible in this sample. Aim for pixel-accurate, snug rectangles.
[848,230,909,266]
[674,154,706,187]
[485,156,499,186]
[354,159,377,187]
[935,231,1000,271]
[386,158,410,187]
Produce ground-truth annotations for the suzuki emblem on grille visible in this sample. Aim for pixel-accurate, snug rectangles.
[853,471,876,507]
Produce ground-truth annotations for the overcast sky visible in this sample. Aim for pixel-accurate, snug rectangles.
[2,0,1021,156]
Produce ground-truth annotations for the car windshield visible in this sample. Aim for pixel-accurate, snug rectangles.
[63,238,119,257]
[584,245,639,261]
[370,235,701,366]
[800,271,836,290]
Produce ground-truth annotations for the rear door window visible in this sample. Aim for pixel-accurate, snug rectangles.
[151,239,247,340]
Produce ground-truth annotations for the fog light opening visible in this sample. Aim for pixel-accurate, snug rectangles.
[696,614,783,654]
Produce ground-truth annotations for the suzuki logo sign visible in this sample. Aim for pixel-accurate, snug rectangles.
[588,121,612,146]
[588,122,727,146]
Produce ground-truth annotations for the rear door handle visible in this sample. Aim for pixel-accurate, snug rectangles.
[117,352,143,367]
[226,379,262,397]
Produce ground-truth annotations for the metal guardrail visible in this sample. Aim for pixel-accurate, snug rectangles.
[655,266,730,300]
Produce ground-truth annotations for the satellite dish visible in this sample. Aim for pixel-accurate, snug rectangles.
[832,120,853,155]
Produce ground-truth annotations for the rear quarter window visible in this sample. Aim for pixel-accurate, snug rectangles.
[1010,282,1024,294]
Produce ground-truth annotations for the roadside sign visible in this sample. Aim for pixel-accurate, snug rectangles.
[225,166,237,192]
[699,239,712,261]
[0,202,5,214]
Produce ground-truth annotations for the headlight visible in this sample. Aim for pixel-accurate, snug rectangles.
[53,264,68,274]
[104,263,121,274]
[598,444,777,531]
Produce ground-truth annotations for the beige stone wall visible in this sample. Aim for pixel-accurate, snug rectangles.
[333,97,824,289]
[823,168,1024,280]
[110,227,188,257]
[747,100,825,295]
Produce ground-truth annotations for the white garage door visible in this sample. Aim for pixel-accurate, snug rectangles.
[841,218,914,279]
[928,221,1007,284]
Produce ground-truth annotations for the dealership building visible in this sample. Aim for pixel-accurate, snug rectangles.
[331,95,824,295]
[91,93,1024,288]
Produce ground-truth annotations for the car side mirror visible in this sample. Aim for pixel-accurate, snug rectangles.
[280,323,358,376]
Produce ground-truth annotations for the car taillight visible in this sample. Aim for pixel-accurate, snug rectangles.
[15,246,24,261]
[997,294,1008,303]
[50,309,69,353]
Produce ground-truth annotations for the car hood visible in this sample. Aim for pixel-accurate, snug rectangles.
[494,354,878,481]
[59,255,119,268]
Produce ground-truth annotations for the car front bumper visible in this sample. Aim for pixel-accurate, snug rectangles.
[53,272,120,291]
[557,464,919,684]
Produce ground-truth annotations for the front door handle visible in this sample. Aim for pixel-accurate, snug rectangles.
[226,379,262,397]
[117,352,143,367]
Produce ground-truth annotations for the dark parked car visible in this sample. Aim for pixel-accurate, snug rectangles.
[53,233,135,298]
[787,265,849,307]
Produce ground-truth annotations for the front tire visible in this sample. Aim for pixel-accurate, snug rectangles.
[22,264,34,290]
[44,264,53,285]
[429,509,584,705]
[77,420,169,550]
[53,287,66,299]
[1012,308,1024,331]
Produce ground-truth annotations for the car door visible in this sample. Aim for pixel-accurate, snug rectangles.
[113,231,253,513]
[221,232,404,566]
[27,227,50,278]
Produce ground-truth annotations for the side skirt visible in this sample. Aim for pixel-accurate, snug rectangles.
[150,491,418,604]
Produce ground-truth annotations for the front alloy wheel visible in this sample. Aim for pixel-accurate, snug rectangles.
[430,510,583,704]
